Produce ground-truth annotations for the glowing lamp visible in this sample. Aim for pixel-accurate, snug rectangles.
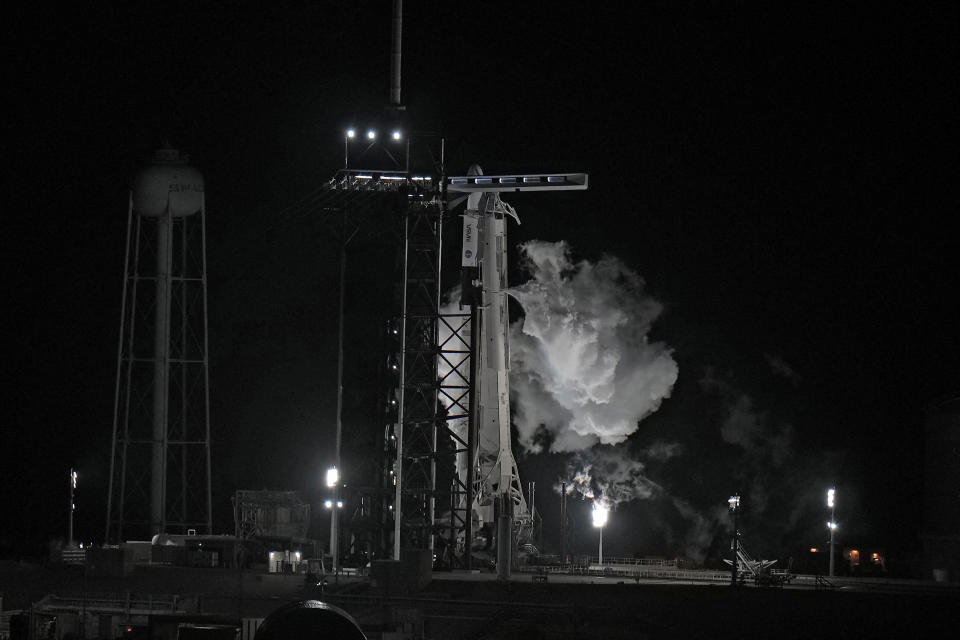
[827,488,835,508]
[367,129,376,140]
[392,130,401,140]
[346,129,356,139]
[592,503,609,528]
[326,466,339,488]
[324,499,333,509]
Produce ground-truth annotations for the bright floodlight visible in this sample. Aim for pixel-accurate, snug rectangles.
[827,488,835,508]
[326,466,339,488]
[827,521,838,530]
[324,499,333,509]
[728,495,740,511]
[346,128,356,139]
[592,503,609,528]
[367,129,376,140]
[392,130,401,140]
[71,470,78,488]
[336,500,344,508]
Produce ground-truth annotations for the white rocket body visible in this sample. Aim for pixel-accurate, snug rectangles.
[465,189,527,529]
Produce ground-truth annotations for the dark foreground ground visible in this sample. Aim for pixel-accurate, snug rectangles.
[405,578,959,639]
[2,561,958,639]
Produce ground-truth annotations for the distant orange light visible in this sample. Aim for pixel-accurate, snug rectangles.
[872,553,879,559]
[810,547,818,553]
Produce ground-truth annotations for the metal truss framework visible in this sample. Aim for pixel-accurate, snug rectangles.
[313,134,477,566]
[393,199,471,560]
[232,490,310,541]
[287,186,404,566]
[435,311,474,566]
[106,201,212,543]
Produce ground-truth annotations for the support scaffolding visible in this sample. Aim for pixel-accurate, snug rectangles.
[312,129,465,565]
[393,198,445,555]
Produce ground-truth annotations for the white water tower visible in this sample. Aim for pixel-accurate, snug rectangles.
[106,148,212,542]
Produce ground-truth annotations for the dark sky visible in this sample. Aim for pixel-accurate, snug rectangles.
[4,2,958,562]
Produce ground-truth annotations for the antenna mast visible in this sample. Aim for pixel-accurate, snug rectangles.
[390,0,403,108]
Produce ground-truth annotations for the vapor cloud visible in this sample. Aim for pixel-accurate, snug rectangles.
[765,353,801,386]
[509,240,679,452]
[556,445,664,507]
[672,497,729,564]
[700,367,793,468]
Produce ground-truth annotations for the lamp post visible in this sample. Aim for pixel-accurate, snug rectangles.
[827,488,836,577]
[327,466,340,574]
[592,503,608,566]
[68,469,77,548]
[728,494,740,587]
[560,481,567,565]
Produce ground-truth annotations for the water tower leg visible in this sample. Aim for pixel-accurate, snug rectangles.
[151,214,172,534]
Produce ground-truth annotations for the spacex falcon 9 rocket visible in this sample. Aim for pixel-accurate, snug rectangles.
[449,168,588,578]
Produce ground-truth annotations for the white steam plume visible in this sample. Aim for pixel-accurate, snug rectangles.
[510,240,678,452]
[700,367,793,470]
[556,445,667,508]
[672,498,729,564]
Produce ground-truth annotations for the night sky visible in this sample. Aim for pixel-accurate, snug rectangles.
[5,2,958,565]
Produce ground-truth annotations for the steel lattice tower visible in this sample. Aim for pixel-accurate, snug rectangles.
[392,199,444,551]
[106,148,212,543]
[313,131,474,565]
[391,195,475,563]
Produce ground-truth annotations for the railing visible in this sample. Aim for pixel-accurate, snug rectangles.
[33,592,181,615]
[585,567,721,580]
[583,557,680,568]
[516,556,739,582]
[60,548,87,565]
[814,575,837,591]
[523,555,680,570]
